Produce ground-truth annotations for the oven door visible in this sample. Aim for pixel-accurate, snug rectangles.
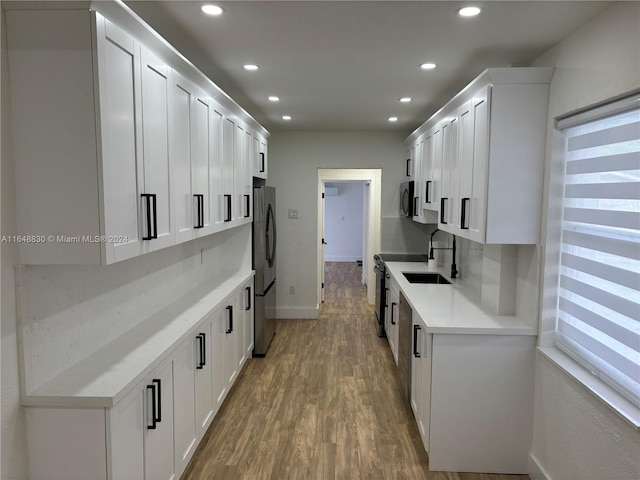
[374,264,386,337]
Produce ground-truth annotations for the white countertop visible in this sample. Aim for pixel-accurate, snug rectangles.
[24,270,254,408]
[385,262,536,336]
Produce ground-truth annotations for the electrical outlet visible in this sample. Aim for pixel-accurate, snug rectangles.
[289,285,295,294]
[288,209,299,219]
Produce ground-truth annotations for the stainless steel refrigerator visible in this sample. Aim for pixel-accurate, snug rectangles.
[252,185,276,356]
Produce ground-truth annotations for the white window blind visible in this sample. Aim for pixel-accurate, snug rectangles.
[557,97,640,408]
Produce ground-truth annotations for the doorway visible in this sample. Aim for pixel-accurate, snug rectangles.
[317,169,381,306]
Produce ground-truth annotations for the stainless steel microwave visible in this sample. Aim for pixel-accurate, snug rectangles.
[400,181,414,217]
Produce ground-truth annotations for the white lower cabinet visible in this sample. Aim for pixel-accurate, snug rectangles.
[387,278,400,365]
[173,315,214,477]
[406,324,536,473]
[243,283,255,359]
[23,373,167,480]
[410,316,431,452]
[24,277,254,480]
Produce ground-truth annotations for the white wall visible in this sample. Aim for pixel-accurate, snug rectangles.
[1,8,29,479]
[529,3,640,479]
[324,181,364,262]
[267,131,431,319]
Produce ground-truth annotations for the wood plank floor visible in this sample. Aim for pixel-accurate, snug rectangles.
[183,262,529,480]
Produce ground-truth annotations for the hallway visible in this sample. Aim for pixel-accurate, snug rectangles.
[183,262,528,480]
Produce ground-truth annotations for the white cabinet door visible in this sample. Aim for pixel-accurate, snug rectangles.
[440,116,459,231]
[195,317,214,437]
[420,133,434,211]
[467,88,490,243]
[143,358,175,480]
[234,289,246,371]
[428,125,443,214]
[95,16,144,264]
[222,117,235,225]
[410,318,423,422]
[211,306,228,411]
[253,132,268,178]
[171,71,195,244]
[110,387,145,479]
[139,46,174,253]
[387,278,400,365]
[210,107,225,230]
[173,335,198,477]
[243,282,254,359]
[243,129,254,220]
[224,299,239,388]
[192,89,214,236]
[233,123,247,223]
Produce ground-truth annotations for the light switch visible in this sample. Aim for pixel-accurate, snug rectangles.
[288,208,299,219]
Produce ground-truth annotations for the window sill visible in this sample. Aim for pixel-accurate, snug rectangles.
[537,346,640,431]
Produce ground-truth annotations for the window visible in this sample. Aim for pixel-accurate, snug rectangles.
[555,95,640,408]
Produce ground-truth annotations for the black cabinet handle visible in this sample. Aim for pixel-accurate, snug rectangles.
[460,197,470,230]
[147,378,161,429]
[384,287,389,307]
[413,325,421,358]
[245,286,251,310]
[425,181,432,204]
[414,197,418,216]
[224,194,232,222]
[194,194,204,229]
[226,305,233,334]
[196,333,205,369]
[146,383,157,429]
[440,197,448,224]
[260,152,265,173]
[244,194,250,218]
[406,158,411,177]
[391,302,397,325]
[153,378,161,424]
[141,194,158,240]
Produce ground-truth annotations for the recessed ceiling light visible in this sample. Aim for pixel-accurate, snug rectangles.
[400,97,412,103]
[243,64,259,71]
[201,5,224,15]
[282,115,292,121]
[458,6,481,17]
[388,117,398,122]
[420,63,436,70]
[268,96,280,102]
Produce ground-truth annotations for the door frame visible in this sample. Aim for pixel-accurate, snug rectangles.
[317,168,381,306]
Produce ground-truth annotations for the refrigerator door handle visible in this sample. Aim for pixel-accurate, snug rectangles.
[266,203,276,268]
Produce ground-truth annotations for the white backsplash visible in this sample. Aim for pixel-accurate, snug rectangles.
[17,225,251,393]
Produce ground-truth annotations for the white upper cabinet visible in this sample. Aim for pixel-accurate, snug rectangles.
[171,72,196,244]
[6,5,268,265]
[406,68,552,244]
[139,46,175,252]
[192,89,214,236]
[253,132,268,179]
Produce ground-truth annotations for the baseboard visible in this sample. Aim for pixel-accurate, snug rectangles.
[529,453,551,480]
[276,306,319,319]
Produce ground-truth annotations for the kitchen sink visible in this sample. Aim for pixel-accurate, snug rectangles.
[402,272,451,284]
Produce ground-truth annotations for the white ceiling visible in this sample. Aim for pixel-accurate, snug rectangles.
[126,1,612,133]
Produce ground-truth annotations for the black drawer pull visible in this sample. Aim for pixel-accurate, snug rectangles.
[440,197,448,224]
[141,194,158,240]
[246,286,251,310]
[406,158,411,177]
[244,194,251,218]
[194,194,204,229]
[226,305,233,334]
[260,152,265,173]
[224,194,232,222]
[196,333,205,369]
[146,383,157,429]
[413,325,421,358]
[461,197,470,230]
[391,302,397,325]
[425,181,432,204]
